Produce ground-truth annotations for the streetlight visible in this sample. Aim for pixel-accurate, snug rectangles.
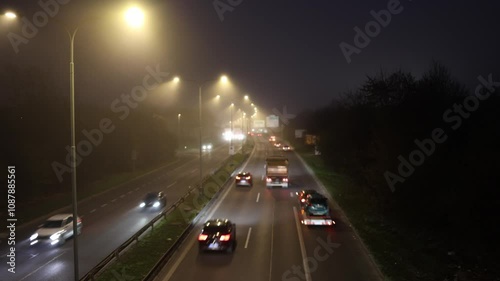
[230,103,234,155]
[175,75,229,193]
[124,7,145,28]
[65,7,145,280]
[177,113,181,148]
[4,11,16,19]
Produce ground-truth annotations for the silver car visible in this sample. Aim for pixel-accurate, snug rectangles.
[30,214,82,246]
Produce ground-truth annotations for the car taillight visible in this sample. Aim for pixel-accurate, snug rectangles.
[236,176,241,180]
[198,234,208,241]
[266,177,272,183]
[219,234,231,241]
[301,198,305,202]
[283,178,288,182]
[246,176,251,180]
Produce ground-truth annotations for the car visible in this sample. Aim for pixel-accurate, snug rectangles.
[282,145,291,151]
[202,143,213,151]
[140,192,167,208]
[198,219,236,253]
[274,142,282,148]
[30,214,82,246]
[269,136,276,142]
[296,189,319,206]
[304,193,330,216]
[235,172,253,187]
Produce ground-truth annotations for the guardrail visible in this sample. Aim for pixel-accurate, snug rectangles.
[80,150,250,281]
[80,187,196,281]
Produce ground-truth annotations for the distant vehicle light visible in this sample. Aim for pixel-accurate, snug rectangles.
[266,177,272,183]
[198,234,208,241]
[139,202,146,208]
[153,201,161,207]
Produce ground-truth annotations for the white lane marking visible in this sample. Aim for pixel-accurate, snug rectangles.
[135,187,139,191]
[128,191,133,195]
[166,181,177,189]
[19,252,66,281]
[90,209,96,213]
[290,192,293,197]
[191,169,197,173]
[268,202,275,281]
[256,192,260,203]
[293,206,312,281]
[101,204,107,208]
[111,199,117,203]
[161,179,235,281]
[244,227,252,249]
[162,144,256,281]
[261,175,264,181]
[120,194,125,198]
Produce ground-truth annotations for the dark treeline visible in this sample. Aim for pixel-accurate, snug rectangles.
[1,65,205,210]
[289,61,500,278]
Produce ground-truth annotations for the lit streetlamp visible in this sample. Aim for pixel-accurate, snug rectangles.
[65,7,145,280]
[177,113,181,148]
[175,75,229,192]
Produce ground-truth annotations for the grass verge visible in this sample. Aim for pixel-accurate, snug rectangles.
[299,151,452,281]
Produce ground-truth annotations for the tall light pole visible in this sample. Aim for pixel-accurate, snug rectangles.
[230,103,234,155]
[198,75,228,192]
[65,7,144,280]
[177,113,181,148]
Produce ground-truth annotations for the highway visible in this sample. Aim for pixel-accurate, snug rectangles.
[156,136,383,281]
[0,144,238,281]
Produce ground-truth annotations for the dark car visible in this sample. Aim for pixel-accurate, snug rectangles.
[139,192,166,208]
[198,219,236,253]
[235,172,253,187]
[304,193,330,216]
[296,189,319,206]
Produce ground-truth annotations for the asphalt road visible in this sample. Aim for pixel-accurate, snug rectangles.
[155,136,384,281]
[0,144,238,281]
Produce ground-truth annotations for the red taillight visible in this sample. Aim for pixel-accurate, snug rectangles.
[246,176,251,180]
[219,234,231,241]
[300,198,305,202]
[198,234,208,241]
[266,177,271,183]
[283,178,288,182]
[236,176,241,180]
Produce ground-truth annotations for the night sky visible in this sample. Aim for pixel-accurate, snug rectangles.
[1,0,499,116]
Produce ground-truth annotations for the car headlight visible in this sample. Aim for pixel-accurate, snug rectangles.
[202,145,207,150]
[30,233,38,241]
[153,201,161,207]
[207,144,212,150]
[140,202,146,208]
[50,231,63,241]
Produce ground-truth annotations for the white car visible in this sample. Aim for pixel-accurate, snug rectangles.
[30,214,82,246]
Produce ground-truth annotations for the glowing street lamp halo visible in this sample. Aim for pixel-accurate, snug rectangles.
[5,11,17,19]
[125,7,144,28]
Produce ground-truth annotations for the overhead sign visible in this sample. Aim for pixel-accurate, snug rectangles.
[266,115,279,128]
[253,119,265,128]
